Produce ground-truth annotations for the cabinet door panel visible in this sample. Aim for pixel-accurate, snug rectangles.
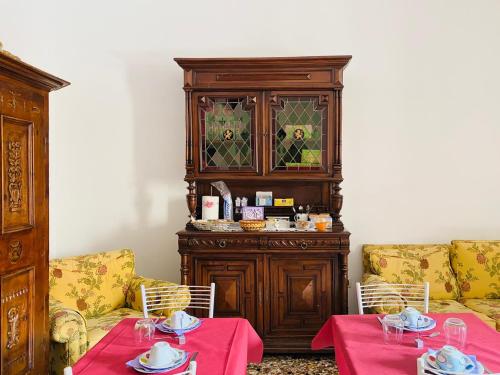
[268,92,332,175]
[194,258,259,328]
[194,92,260,174]
[268,258,332,334]
[1,268,34,375]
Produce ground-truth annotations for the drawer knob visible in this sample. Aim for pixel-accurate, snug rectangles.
[300,241,308,250]
[217,240,227,248]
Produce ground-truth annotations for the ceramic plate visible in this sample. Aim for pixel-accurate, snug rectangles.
[422,353,484,375]
[158,317,201,333]
[138,348,185,370]
[403,317,436,332]
[401,315,433,328]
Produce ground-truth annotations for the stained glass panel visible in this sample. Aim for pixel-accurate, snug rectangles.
[200,97,255,171]
[271,97,327,171]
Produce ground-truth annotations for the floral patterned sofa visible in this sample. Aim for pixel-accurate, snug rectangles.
[362,240,499,331]
[49,249,188,375]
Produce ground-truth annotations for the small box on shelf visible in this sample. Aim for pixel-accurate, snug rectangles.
[274,198,294,207]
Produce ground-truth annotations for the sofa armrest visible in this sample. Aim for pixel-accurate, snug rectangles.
[49,298,88,344]
[126,275,190,317]
[361,273,407,314]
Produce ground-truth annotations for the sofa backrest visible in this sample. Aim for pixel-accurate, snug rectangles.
[451,240,500,299]
[362,244,460,300]
[49,249,136,319]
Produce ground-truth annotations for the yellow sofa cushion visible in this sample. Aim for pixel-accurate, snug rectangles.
[428,299,497,330]
[460,299,500,331]
[366,244,459,300]
[49,249,136,319]
[126,275,191,318]
[451,240,500,299]
[86,308,144,350]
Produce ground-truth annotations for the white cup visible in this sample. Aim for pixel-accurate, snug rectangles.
[148,341,177,367]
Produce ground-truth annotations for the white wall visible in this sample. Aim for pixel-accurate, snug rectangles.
[1,0,499,310]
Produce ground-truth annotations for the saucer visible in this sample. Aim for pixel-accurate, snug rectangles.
[157,316,201,333]
[422,352,484,374]
[126,350,188,373]
[138,348,184,370]
[403,316,436,332]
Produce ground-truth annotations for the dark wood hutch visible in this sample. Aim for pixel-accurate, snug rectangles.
[176,56,350,352]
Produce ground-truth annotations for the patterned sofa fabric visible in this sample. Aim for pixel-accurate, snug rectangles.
[127,275,191,318]
[451,240,500,299]
[459,299,500,330]
[428,299,496,330]
[362,243,499,331]
[50,249,136,319]
[49,249,189,375]
[361,273,407,314]
[364,244,459,300]
[86,308,144,349]
[49,299,88,375]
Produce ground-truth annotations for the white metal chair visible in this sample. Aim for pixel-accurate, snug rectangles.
[356,281,429,315]
[140,283,216,318]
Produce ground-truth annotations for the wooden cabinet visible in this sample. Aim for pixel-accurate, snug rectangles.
[0,54,68,374]
[178,230,349,352]
[194,257,260,329]
[175,56,350,352]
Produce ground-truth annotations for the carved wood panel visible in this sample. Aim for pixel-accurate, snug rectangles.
[195,258,258,327]
[1,267,34,374]
[187,237,259,249]
[0,116,34,233]
[268,258,332,335]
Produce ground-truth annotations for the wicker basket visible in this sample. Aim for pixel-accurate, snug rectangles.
[239,220,266,232]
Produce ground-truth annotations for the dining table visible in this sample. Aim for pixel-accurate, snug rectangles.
[311,313,500,375]
[72,317,263,375]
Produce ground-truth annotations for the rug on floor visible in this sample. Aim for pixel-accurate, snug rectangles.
[247,354,338,375]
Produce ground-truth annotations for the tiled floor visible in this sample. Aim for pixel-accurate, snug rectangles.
[247,354,338,375]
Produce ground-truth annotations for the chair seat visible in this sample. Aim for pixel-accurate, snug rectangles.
[459,299,500,330]
[86,308,144,349]
[429,299,496,329]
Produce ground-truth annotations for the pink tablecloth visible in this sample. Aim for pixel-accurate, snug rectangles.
[312,313,500,375]
[73,318,263,375]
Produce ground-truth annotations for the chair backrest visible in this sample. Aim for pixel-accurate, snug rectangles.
[141,283,215,319]
[356,281,429,315]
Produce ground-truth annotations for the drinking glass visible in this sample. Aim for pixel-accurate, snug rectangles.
[134,318,155,344]
[382,314,404,344]
[443,317,467,349]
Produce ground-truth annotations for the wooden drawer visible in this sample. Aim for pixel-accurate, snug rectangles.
[267,237,341,250]
[194,69,334,88]
[186,237,259,250]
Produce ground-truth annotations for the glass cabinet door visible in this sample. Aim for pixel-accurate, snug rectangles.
[269,94,330,173]
[197,94,258,173]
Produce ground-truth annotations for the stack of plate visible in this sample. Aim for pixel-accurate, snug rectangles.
[126,349,188,374]
[419,351,485,374]
[156,316,202,335]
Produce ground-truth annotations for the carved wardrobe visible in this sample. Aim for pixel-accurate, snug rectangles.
[176,56,350,352]
[0,54,68,374]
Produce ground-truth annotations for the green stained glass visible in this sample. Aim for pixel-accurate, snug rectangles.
[200,97,254,170]
[271,97,326,171]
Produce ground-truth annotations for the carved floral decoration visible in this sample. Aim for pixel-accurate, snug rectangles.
[7,140,22,211]
[7,306,20,349]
